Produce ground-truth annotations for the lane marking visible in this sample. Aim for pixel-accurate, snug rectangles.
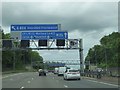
[87,79,118,87]
[28,81,31,83]
[53,77,54,79]
[32,78,34,80]
[1,73,23,79]
[64,85,68,88]
[20,86,24,89]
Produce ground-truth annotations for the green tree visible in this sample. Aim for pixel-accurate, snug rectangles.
[85,32,120,68]
[2,31,44,71]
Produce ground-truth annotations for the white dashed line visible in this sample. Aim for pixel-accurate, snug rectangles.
[32,78,34,80]
[20,86,24,89]
[53,77,54,79]
[28,81,31,83]
[64,85,68,88]
[87,80,118,87]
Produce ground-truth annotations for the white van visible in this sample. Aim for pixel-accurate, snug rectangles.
[58,67,66,76]
[54,68,58,74]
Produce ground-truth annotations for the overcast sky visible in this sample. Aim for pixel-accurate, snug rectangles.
[1,1,118,68]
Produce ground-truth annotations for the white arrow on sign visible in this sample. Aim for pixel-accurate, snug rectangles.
[64,32,67,38]
[11,26,16,30]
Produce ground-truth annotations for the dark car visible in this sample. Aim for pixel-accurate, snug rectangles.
[38,69,46,76]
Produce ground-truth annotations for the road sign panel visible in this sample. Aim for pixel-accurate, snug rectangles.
[69,39,79,48]
[21,32,68,40]
[11,24,60,31]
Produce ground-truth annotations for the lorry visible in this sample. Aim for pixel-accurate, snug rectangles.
[58,67,66,76]
[38,69,46,76]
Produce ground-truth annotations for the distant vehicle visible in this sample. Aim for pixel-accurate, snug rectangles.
[44,69,48,73]
[64,69,81,80]
[48,70,54,73]
[38,69,46,76]
[58,67,66,76]
[54,68,58,74]
[96,68,103,79]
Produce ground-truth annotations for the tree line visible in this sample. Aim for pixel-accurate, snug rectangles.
[1,30,43,71]
[85,32,120,69]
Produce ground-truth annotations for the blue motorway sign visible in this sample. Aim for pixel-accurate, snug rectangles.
[21,32,68,40]
[11,24,59,31]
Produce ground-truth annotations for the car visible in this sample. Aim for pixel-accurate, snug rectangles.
[48,70,54,73]
[64,69,81,80]
[58,67,66,76]
[38,69,46,76]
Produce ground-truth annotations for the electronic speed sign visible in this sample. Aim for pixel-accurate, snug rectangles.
[69,39,79,48]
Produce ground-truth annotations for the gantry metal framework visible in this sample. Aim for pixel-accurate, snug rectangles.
[2,38,84,72]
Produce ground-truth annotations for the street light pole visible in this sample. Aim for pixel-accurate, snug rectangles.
[13,49,15,71]
[104,48,107,71]
[30,51,32,67]
[92,48,97,68]
[95,50,97,68]
[13,40,16,71]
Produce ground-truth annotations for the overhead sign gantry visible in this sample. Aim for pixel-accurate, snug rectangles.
[3,24,84,73]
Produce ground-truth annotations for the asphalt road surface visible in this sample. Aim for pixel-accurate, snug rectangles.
[2,72,119,89]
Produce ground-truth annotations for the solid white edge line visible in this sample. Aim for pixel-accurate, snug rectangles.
[87,79,118,87]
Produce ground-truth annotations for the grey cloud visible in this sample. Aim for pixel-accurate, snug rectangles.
[1,1,118,66]
[0,2,2,26]
[2,2,118,33]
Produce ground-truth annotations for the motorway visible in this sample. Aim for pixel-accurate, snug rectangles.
[2,72,119,89]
